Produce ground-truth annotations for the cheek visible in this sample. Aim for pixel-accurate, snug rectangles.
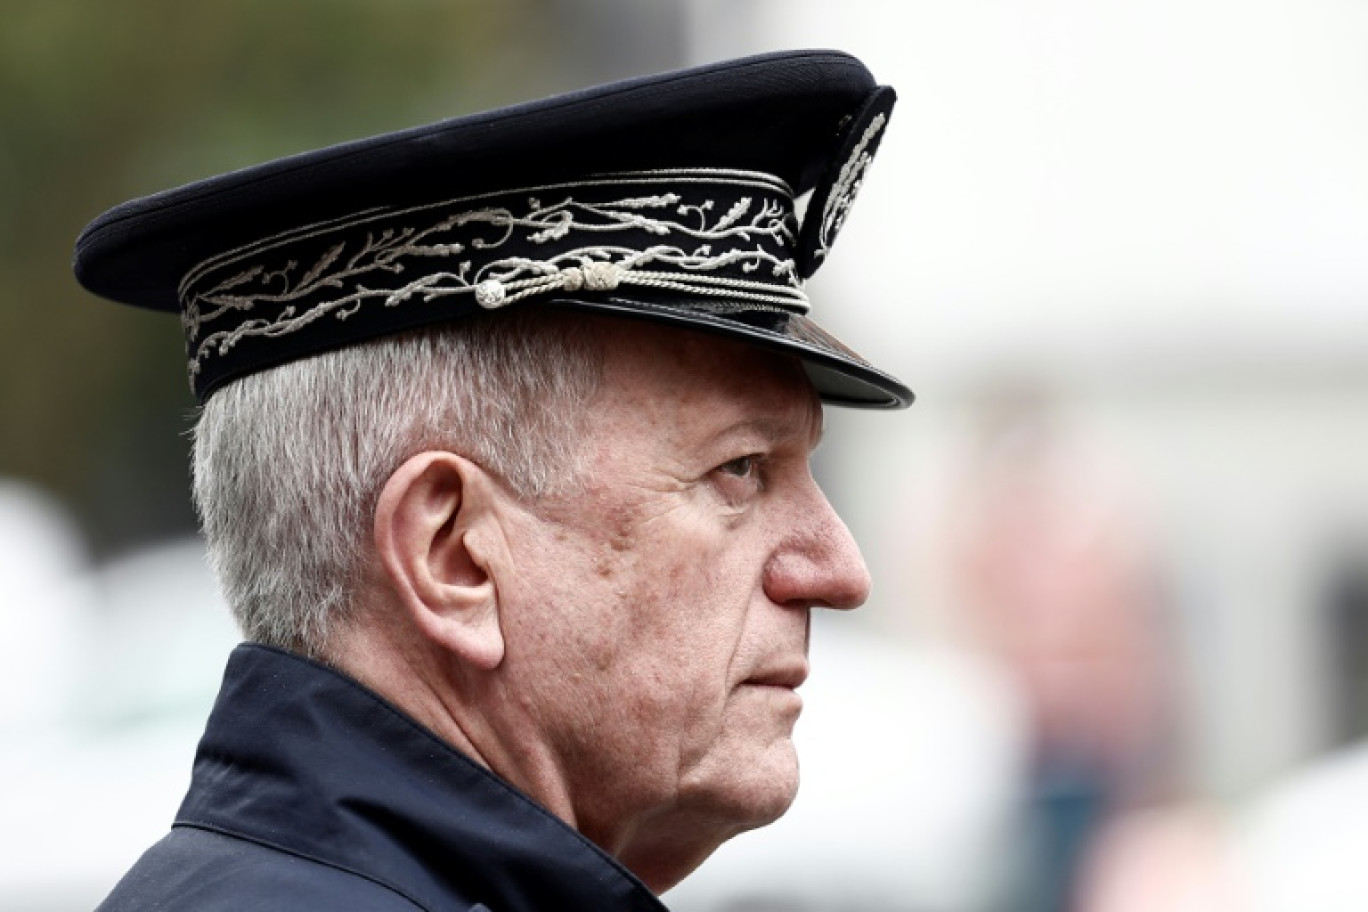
[613,528,744,648]
[519,500,766,737]
[617,547,765,755]
[567,533,734,714]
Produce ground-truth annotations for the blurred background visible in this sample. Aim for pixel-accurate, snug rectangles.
[3,1,1367,910]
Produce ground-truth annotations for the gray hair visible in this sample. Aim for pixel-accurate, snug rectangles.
[191,310,602,659]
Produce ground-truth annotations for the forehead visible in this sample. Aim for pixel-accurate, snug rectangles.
[589,318,822,444]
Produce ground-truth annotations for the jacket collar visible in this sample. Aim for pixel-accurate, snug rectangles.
[179,643,666,912]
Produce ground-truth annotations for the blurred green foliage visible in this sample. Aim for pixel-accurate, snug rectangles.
[0,0,557,552]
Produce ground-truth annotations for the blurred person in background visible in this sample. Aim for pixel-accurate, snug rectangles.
[945,395,1240,912]
[72,51,909,911]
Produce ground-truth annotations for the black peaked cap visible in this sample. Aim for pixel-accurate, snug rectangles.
[74,49,911,407]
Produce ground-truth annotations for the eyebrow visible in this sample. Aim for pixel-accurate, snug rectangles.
[713,406,825,453]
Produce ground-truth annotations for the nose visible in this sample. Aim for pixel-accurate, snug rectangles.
[762,482,872,611]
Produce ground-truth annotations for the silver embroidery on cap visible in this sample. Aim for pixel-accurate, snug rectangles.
[180,169,807,380]
[813,111,887,263]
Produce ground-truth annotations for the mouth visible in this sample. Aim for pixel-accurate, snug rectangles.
[744,659,809,691]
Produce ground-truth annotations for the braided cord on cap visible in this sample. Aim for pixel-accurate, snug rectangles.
[479,261,808,311]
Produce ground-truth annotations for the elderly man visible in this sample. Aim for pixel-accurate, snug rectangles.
[75,50,910,911]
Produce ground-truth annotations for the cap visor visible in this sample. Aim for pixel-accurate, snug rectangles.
[541,294,912,409]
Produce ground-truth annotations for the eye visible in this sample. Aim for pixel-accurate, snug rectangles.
[717,455,758,479]
[711,454,767,507]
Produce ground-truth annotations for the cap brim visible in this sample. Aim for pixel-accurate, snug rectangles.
[540,295,912,409]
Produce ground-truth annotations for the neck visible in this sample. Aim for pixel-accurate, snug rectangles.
[327,609,728,896]
[327,614,580,826]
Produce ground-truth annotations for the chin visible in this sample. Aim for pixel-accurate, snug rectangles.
[619,741,801,893]
[750,762,801,828]
[704,736,802,833]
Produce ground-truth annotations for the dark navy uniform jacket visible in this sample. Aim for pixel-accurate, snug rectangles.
[97,643,668,911]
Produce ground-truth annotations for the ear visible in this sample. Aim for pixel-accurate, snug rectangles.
[373,451,506,671]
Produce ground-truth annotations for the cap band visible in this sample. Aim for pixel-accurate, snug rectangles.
[180,167,804,394]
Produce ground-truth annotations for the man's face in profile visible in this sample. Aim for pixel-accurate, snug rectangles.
[491,318,871,874]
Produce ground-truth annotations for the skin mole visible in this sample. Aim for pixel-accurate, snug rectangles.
[593,553,615,579]
[608,503,638,553]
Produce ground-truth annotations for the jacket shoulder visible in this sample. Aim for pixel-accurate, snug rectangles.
[96,825,463,912]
